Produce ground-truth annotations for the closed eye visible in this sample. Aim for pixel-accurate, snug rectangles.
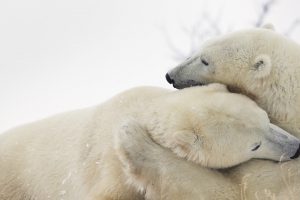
[251,142,261,151]
[201,58,209,66]
[193,134,200,144]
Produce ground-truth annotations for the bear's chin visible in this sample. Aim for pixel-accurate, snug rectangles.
[173,80,206,89]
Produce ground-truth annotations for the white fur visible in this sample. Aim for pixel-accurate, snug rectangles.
[1,84,298,199]
[115,119,239,200]
[167,25,300,199]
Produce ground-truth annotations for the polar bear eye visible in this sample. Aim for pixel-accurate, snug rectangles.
[201,58,209,66]
[254,60,264,69]
[193,134,200,144]
[251,142,261,151]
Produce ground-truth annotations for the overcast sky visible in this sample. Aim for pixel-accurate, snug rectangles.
[0,0,300,132]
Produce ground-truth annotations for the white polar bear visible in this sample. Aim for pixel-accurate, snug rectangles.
[116,119,300,200]
[115,119,239,200]
[0,84,299,200]
[166,24,300,137]
[166,25,300,199]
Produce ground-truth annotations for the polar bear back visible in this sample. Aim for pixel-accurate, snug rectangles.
[0,86,168,200]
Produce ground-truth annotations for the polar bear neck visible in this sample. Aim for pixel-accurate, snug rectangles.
[253,66,300,137]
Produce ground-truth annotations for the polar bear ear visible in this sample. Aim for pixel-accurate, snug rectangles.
[252,55,272,78]
[262,23,275,31]
[115,119,161,181]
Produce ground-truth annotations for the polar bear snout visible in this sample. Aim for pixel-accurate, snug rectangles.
[166,72,205,89]
[166,58,211,89]
[264,124,300,161]
[165,73,174,84]
[290,144,300,159]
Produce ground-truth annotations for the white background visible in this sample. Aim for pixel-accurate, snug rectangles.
[1,0,300,132]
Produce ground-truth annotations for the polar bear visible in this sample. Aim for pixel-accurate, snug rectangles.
[165,25,300,198]
[166,24,300,137]
[115,119,239,200]
[116,118,300,200]
[1,84,299,200]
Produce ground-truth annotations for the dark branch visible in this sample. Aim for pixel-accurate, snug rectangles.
[255,0,276,27]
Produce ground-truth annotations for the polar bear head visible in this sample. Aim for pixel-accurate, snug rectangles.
[138,84,300,169]
[165,25,298,106]
[115,119,239,200]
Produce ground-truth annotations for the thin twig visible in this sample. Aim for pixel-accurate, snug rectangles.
[255,0,276,27]
[285,19,300,36]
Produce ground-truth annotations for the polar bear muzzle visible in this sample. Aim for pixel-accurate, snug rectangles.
[290,144,300,159]
[261,123,300,161]
[166,73,206,89]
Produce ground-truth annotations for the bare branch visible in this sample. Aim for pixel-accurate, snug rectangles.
[163,0,300,62]
[255,0,276,27]
[158,26,187,61]
[285,19,300,36]
[159,10,225,62]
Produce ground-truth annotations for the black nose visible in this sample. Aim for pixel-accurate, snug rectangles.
[290,143,300,159]
[165,73,174,84]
